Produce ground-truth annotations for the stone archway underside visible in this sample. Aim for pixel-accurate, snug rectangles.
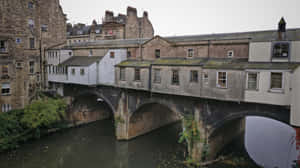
[127,103,182,139]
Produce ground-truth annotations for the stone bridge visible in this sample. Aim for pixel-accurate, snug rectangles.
[63,84,290,160]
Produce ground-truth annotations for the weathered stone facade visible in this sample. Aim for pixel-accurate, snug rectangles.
[67,6,154,45]
[0,0,67,112]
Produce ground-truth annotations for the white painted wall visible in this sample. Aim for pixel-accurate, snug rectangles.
[291,67,300,126]
[244,70,291,106]
[67,66,90,85]
[291,41,300,62]
[48,73,67,83]
[99,49,127,85]
[249,42,271,62]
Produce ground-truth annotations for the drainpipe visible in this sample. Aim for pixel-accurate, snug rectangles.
[149,64,152,93]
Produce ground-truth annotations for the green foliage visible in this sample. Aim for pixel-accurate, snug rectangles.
[21,98,66,129]
[178,115,202,146]
[114,115,125,128]
[0,96,67,152]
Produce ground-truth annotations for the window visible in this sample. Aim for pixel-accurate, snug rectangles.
[71,68,76,75]
[227,50,234,57]
[172,70,180,85]
[155,49,160,58]
[29,61,34,74]
[134,68,141,81]
[217,72,227,88]
[188,49,194,57]
[247,72,258,90]
[110,52,115,58]
[0,40,6,52]
[28,2,34,9]
[203,72,209,84]
[29,38,35,49]
[271,72,283,90]
[28,19,34,29]
[190,70,198,83]
[95,29,100,34]
[273,42,289,58]
[80,69,85,76]
[127,51,131,58]
[1,83,10,95]
[69,52,72,56]
[16,62,22,69]
[2,65,8,75]
[120,68,125,81]
[41,25,48,32]
[154,69,161,83]
[1,104,11,113]
[55,52,58,58]
[89,50,93,56]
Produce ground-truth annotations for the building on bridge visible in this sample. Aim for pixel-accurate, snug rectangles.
[46,15,300,161]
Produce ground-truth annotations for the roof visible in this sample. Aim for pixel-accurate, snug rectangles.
[68,38,148,48]
[152,58,206,66]
[116,58,300,70]
[60,56,103,66]
[164,28,300,43]
[116,60,152,68]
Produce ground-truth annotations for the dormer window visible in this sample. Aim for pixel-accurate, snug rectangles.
[273,42,289,58]
[227,50,234,57]
[155,49,160,58]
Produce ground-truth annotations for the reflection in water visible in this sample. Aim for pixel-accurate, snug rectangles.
[0,120,185,168]
[245,116,298,168]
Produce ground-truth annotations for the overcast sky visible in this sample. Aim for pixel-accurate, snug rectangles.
[60,0,300,36]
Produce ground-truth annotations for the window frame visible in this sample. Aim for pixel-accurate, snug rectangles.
[272,42,290,58]
[71,68,76,75]
[134,68,141,81]
[187,48,194,58]
[1,104,12,113]
[190,70,198,83]
[216,71,227,89]
[171,69,180,86]
[29,61,35,74]
[120,68,126,81]
[227,50,234,58]
[2,65,8,75]
[155,49,160,59]
[1,83,10,95]
[0,40,7,52]
[80,68,85,76]
[203,72,209,85]
[270,72,284,92]
[29,38,35,49]
[110,51,115,59]
[246,72,259,91]
[153,69,161,84]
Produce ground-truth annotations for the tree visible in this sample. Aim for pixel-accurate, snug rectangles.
[21,98,66,129]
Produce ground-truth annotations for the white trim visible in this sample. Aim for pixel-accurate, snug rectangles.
[216,71,227,89]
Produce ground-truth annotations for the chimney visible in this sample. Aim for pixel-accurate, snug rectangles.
[278,17,286,40]
[105,10,114,22]
[127,6,137,17]
[143,11,148,19]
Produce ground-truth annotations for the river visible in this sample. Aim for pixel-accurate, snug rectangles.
[0,117,298,168]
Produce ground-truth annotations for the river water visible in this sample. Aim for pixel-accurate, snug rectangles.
[0,117,298,168]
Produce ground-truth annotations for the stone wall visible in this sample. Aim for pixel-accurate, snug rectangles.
[0,0,67,111]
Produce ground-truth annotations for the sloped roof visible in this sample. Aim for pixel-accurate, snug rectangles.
[60,56,103,66]
[116,58,300,70]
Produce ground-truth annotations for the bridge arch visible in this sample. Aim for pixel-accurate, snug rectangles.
[68,89,115,124]
[207,110,290,159]
[127,100,183,139]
